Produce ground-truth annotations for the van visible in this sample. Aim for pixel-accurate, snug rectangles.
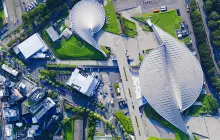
[160,6,167,12]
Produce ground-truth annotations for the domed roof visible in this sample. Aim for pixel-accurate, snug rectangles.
[69,0,106,56]
[139,20,203,133]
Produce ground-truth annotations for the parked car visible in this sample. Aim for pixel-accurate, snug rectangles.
[176,9,181,16]
[186,4,190,12]
[160,6,167,12]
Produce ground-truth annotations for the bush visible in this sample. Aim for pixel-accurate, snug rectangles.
[114,83,119,95]
[46,64,76,69]
[39,70,57,79]
[115,111,133,134]
[139,55,143,63]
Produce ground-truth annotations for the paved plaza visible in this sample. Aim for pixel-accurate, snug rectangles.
[185,116,220,140]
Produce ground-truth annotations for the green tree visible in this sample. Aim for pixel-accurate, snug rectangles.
[209,11,219,21]
[208,95,219,112]
[208,20,218,30]
[205,0,213,13]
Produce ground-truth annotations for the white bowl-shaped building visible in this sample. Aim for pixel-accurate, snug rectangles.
[69,0,107,56]
[139,20,204,134]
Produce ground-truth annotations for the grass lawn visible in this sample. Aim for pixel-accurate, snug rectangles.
[144,104,189,140]
[0,6,5,27]
[41,30,106,60]
[63,119,74,140]
[120,17,138,37]
[146,49,153,54]
[122,18,136,30]
[101,45,110,56]
[104,0,120,34]
[184,94,217,116]
[183,36,191,46]
[134,10,182,37]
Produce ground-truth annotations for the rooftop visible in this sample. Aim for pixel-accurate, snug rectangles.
[29,97,55,120]
[1,64,19,76]
[46,26,60,42]
[66,68,99,96]
[139,20,204,134]
[3,107,20,122]
[93,135,112,140]
[61,28,72,39]
[69,0,107,56]
[19,77,37,95]
[14,33,48,59]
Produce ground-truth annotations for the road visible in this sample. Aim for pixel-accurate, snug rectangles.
[112,36,146,139]
[1,0,23,39]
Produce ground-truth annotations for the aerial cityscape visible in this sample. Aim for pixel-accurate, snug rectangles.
[0,0,220,140]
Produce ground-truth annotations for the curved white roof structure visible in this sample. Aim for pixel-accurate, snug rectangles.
[69,0,106,56]
[139,20,203,133]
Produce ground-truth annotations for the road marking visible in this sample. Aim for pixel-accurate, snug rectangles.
[135,116,139,128]
[128,88,132,97]
[123,67,128,81]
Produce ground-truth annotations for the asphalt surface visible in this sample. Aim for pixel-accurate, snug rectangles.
[112,36,147,139]
[2,0,23,39]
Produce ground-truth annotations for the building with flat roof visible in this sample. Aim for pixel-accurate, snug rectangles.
[93,135,112,140]
[29,97,55,120]
[13,33,48,59]
[3,107,20,122]
[0,75,6,97]
[61,28,72,39]
[5,124,13,140]
[138,19,204,134]
[9,88,24,104]
[18,77,37,95]
[46,26,60,42]
[1,64,19,76]
[69,0,107,57]
[66,68,99,96]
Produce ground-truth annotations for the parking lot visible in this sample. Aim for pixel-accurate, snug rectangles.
[20,0,46,12]
[114,0,138,12]
[140,0,177,10]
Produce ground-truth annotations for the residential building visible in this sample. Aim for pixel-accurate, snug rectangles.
[13,33,48,59]
[5,124,13,140]
[0,75,6,97]
[29,97,55,120]
[66,68,99,96]
[1,64,19,76]
[93,135,112,140]
[18,77,36,95]
[9,88,24,104]
[3,107,20,122]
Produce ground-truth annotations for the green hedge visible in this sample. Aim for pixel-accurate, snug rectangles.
[115,111,133,134]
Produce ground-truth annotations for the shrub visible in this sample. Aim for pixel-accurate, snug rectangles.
[115,111,133,134]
